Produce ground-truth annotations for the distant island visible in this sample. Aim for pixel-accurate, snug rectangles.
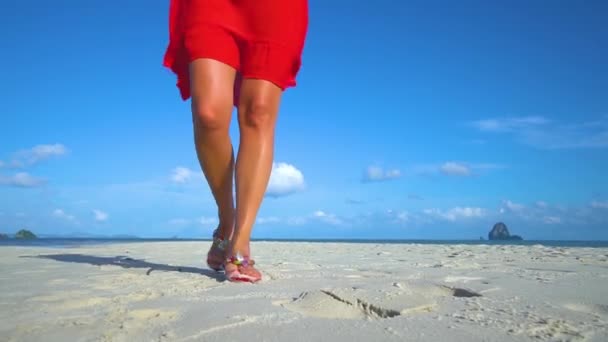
[0,230,143,240]
[15,229,37,239]
[0,229,39,240]
[488,222,523,241]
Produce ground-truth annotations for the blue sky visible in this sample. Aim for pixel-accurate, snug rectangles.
[1,0,607,239]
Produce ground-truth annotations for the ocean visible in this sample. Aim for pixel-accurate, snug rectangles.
[1,238,607,248]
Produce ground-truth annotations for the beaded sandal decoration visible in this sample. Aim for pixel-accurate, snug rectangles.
[224,253,261,283]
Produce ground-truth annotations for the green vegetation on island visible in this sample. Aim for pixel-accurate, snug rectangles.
[15,229,37,239]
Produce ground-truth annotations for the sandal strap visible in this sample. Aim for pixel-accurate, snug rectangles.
[211,228,228,250]
[226,253,255,267]
[212,228,223,240]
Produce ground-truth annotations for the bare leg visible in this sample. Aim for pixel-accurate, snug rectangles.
[189,59,237,255]
[228,79,282,271]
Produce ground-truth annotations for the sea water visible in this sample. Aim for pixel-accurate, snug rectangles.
[1,237,607,248]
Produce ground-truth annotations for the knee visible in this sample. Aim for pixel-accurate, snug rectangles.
[191,101,229,131]
[238,99,277,130]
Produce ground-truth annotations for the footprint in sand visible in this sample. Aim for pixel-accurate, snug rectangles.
[525,318,585,341]
[280,280,481,320]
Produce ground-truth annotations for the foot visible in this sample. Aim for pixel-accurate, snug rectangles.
[224,253,261,283]
[206,228,230,271]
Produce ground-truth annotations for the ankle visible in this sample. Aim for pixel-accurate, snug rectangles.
[220,225,233,236]
[228,239,251,257]
[217,219,234,239]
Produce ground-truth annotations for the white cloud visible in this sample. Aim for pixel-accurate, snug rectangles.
[424,207,485,221]
[199,216,218,226]
[471,115,608,149]
[496,200,607,225]
[445,207,485,220]
[363,166,401,182]
[423,208,446,219]
[262,209,409,227]
[92,209,108,223]
[168,218,191,226]
[385,209,410,224]
[543,216,562,224]
[471,116,550,132]
[440,162,471,176]
[52,209,77,223]
[591,201,608,209]
[501,200,525,213]
[0,144,66,186]
[266,162,305,197]
[243,200,607,231]
[312,210,343,225]
[168,216,219,227]
[171,167,195,183]
[281,210,345,226]
[413,162,502,177]
[257,216,281,224]
[0,172,46,187]
[503,201,555,222]
[28,144,67,162]
[287,216,308,226]
[6,144,68,167]
[349,209,421,228]
[313,210,326,217]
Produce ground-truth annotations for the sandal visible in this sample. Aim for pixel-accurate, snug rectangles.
[206,228,229,271]
[224,253,261,283]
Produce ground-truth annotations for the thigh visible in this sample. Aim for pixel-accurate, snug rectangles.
[166,0,242,101]
[189,58,238,124]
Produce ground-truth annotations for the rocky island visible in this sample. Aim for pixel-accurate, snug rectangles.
[488,222,523,241]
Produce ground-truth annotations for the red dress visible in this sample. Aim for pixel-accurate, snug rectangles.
[163,0,309,102]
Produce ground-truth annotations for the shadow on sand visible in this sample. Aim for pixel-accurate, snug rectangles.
[22,253,225,281]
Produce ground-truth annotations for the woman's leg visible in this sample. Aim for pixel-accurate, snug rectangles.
[189,58,237,247]
[228,79,282,268]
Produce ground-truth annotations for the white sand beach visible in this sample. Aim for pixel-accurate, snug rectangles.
[1,241,607,341]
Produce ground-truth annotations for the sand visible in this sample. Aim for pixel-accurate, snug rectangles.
[1,241,607,341]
